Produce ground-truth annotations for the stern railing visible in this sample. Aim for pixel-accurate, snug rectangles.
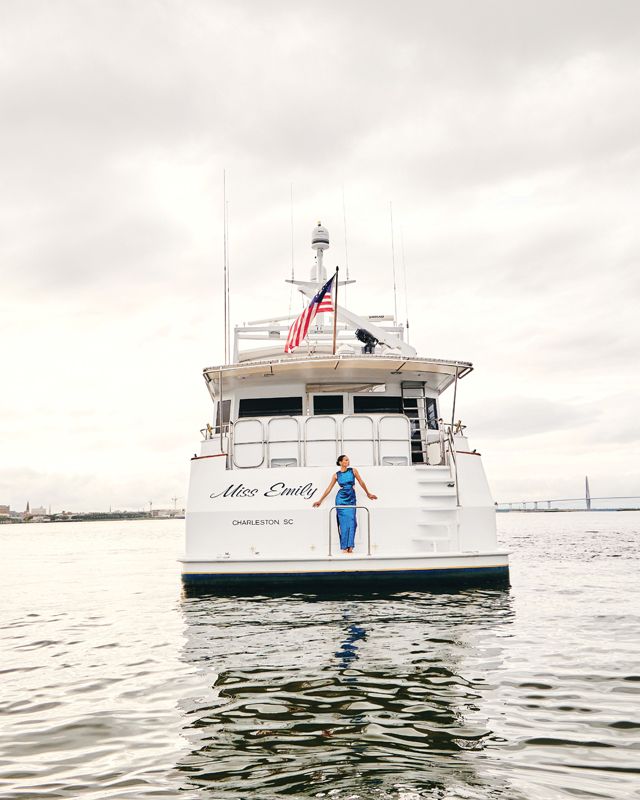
[200,415,465,485]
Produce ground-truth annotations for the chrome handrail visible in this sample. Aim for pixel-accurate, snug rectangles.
[221,412,445,470]
[328,505,371,557]
[201,422,231,440]
[446,427,460,506]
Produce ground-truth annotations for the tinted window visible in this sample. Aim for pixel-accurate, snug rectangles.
[238,397,303,418]
[426,398,438,430]
[353,395,403,414]
[313,395,344,415]
[215,399,231,431]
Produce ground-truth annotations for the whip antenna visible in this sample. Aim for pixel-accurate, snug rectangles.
[342,185,350,304]
[222,170,228,364]
[290,184,295,282]
[226,180,231,363]
[401,225,410,344]
[389,201,398,323]
[288,183,295,318]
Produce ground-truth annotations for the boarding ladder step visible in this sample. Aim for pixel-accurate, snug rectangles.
[402,381,439,464]
[413,515,458,551]
[411,537,453,553]
[414,466,454,484]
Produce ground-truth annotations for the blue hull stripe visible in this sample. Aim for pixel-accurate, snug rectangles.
[182,565,509,587]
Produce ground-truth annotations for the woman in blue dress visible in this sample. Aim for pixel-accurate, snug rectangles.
[312,455,377,553]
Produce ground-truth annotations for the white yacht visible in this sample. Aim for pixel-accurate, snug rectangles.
[181,223,509,590]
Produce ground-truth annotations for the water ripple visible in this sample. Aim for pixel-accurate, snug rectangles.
[1,515,639,798]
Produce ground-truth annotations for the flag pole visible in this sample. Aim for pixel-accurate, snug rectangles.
[332,266,340,355]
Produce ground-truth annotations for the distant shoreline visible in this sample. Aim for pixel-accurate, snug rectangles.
[0,514,185,524]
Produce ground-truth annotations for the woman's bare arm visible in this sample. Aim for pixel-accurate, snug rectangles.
[353,468,377,500]
[313,473,337,507]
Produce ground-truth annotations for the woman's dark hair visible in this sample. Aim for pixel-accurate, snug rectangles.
[336,454,347,466]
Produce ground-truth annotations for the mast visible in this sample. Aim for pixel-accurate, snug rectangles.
[222,170,229,364]
[311,221,329,282]
[311,221,330,331]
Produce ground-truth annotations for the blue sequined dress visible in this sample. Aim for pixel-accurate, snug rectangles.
[336,467,357,550]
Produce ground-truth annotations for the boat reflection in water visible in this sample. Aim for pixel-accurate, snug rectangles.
[176,588,524,799]
[335,618,367,672]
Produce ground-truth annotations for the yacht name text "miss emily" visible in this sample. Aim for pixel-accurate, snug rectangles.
[210,482,318,500]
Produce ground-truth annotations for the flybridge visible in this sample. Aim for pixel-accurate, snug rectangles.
[233,222,417,362]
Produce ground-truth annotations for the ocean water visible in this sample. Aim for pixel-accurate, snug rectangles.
[1,513,638,800]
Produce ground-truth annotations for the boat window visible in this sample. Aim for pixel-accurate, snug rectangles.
[215,399,231,432]
[353,395,403,414]
[313,395,344,415]
[238,397,303,418]
[426,398,438,429]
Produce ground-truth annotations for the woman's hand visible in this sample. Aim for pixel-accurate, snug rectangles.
[312,500,322,508]
[367,493,378,500]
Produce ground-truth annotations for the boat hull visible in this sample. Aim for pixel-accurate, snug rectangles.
[180,552,510,593]
[183,451,510,594]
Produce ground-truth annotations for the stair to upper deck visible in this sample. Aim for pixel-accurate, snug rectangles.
[412,464,459,553]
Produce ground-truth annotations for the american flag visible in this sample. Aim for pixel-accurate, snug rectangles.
[285,274,335,353]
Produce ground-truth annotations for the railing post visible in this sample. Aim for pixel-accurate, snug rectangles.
[448,428,460,507]
[218,367,224,454]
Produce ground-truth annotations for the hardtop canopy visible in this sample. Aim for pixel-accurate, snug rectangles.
[203,354,472,397]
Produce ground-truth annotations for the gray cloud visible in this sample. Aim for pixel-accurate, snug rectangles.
[1,0,639,508]
[463,396,599,439]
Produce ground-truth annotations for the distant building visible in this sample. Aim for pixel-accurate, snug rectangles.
[0,504,10,516]
[31,506,47,516]
[151,508,185,518]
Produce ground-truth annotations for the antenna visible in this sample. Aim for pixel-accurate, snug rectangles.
[288,183,295,318]
[400,226,410,344]
[226,185,231,364]
[222,170,229,364]
[389,201,398,323]
[172,496,178,511]
[290,184,295,281]
[342,185,350,305]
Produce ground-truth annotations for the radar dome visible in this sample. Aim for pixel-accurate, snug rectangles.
[311,222,329,250]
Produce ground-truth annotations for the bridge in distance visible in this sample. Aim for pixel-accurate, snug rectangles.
[497,496,640,511]
[496,477,640,511]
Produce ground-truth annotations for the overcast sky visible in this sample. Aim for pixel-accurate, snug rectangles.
[1,0,639,511]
